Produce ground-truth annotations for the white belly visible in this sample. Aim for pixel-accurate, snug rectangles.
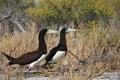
[28,54,47,68]
[50,51,66,63]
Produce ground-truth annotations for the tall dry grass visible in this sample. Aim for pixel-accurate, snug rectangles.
[0,25,120,80]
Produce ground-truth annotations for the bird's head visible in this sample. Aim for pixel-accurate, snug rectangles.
[40,29,58,35]
[61,28,77,34]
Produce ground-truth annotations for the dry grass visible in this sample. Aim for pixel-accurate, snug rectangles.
[0,26,120,80]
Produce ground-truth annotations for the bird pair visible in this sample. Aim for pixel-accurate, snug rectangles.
[0,28,76,71]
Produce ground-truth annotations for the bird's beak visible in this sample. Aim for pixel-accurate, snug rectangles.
[46,29,58,34]
[65,28,77,33]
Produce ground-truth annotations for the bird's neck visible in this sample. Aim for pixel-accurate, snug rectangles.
[37,35,47,53]
[58,33,66,46]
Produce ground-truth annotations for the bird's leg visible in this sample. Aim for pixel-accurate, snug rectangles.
[41,62,48,69]
[25,67,38,74]
[25,67,31,72]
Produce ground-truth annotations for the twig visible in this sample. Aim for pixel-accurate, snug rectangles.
[67,50,87,64]
[68,50,80,61]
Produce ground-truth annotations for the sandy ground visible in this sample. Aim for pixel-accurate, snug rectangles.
[0,71,120,80]
[92,72,120,80]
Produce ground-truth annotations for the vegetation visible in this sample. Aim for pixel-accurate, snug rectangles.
[0,0,120,34]
[0,25,120,80]
[0,0,120,80]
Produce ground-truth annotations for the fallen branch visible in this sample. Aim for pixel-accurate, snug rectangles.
[10,19,25,33]
[0,9,14,21]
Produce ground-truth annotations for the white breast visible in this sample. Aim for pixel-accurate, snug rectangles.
[49,51,66,64]
[28,54,47,68]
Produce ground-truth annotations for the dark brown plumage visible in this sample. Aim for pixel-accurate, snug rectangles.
[1,29,58,69]
[45,28,67,63]
[44,28,76,66]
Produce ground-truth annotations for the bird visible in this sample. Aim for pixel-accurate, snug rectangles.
[0,29,58,71]
[43,28,76,68]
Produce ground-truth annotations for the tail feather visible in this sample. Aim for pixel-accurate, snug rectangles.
[0,52,16,61]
